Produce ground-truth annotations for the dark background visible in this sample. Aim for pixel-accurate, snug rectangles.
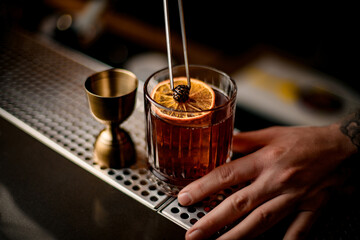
[1,0,359,90]
[2,0,359,130]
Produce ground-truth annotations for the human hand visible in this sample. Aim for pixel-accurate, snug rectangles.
[178,124,357,240]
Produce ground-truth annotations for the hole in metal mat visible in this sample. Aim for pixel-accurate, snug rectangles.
[171,208,180,214]
[180,213,189,219]
[190,218,198,225]
[150,196,158,202]
[141,191,149,196]
[115,175,123,181]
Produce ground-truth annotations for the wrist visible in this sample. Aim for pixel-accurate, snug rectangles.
[339,110,360,151]
[330,121,358,158]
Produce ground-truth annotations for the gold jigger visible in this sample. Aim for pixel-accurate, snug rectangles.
[85,69,138,169]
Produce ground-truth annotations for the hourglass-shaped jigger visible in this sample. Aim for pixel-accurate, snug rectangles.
[85,69,138,169]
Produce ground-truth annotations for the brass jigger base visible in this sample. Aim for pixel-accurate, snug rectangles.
[93,125,136,169]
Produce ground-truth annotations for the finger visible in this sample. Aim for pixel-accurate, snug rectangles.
[283,211,318,240]
[178,153,260,206]
[233,127,281,153]
[284,189,329,240]
[232,131,266,154]
[218,193,295,240]
[185,174,279,240]
[179,128,281,206]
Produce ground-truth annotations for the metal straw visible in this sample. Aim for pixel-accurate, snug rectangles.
[163,0,191,91]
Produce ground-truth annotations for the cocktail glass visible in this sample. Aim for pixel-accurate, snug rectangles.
[144,65,237,194]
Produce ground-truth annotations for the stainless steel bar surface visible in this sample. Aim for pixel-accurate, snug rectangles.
[1,30,360,240]
[0,30,213,231]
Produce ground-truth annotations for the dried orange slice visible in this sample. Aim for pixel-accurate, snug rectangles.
[151,77,215,121]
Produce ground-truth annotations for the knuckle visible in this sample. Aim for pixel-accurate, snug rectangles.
[266,145,287,160]
[256,208,272,228]
[229,193,249,214]
[216,165,236,187]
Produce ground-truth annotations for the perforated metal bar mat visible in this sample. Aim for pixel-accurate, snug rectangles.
[3,31,360,240]
[0,30,231,231]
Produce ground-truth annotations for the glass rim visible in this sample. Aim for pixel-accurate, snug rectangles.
[85,68,138,99]
[144,64,237,113]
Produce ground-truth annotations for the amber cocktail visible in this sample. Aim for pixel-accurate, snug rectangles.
[144,65,237,193]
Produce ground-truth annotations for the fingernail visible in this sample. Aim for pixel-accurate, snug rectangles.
[178,192,192,205]
[187,229,202,240]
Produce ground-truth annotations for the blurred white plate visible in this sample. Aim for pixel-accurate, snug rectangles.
[232,55,360,126]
